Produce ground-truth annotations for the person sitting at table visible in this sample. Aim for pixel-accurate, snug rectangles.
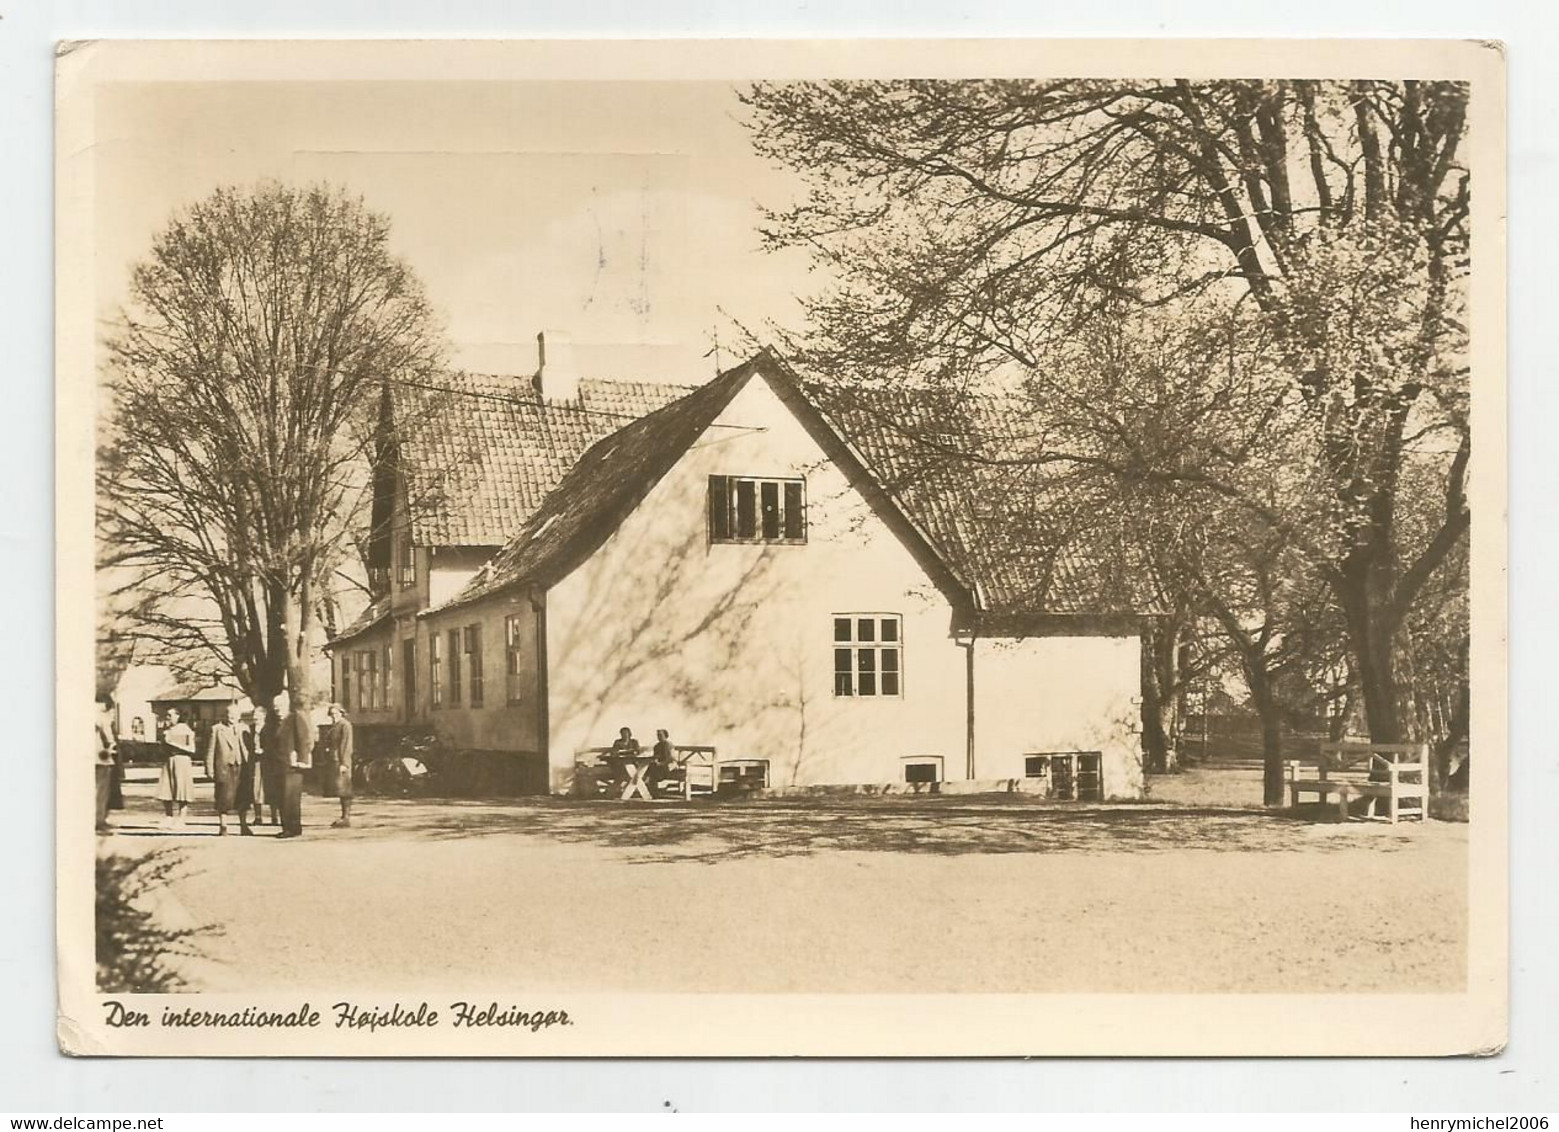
[647,729,678,794]
[608,726,641,791]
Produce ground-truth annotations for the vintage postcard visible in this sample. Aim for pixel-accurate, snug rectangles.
[57,38,1506,1057]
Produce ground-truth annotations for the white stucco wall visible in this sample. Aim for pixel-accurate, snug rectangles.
[428,552,490,610]
[542,368,1145,797]
[972,633,1144,799]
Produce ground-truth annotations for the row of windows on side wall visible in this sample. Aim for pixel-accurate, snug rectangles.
[342,613,905,709]
[411,614,531,711]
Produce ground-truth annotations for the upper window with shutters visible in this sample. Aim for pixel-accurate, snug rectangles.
[707,475,806,544]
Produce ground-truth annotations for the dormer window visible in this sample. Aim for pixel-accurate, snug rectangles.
[709,475,805,543]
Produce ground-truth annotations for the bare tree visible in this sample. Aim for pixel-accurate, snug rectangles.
[743,79,1470,748]
[99,182,449,718]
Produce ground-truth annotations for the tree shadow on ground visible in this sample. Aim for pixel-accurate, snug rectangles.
[345,795,1425,864]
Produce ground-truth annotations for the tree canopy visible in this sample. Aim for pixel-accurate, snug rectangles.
[743,79,1471,788]
[98,181,449,711]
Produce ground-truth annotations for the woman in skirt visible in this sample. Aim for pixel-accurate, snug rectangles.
[204,703,249,836]
[154,709,196,824]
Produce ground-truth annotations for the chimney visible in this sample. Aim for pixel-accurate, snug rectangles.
[534,330,581,403]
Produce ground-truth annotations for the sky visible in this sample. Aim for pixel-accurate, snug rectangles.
[93,80,819,383]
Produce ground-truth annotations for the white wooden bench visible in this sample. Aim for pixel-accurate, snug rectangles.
[675,747,718,800]
[1287,742,1428,824]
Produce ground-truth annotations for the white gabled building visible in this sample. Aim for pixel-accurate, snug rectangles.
[329,348,1149,799]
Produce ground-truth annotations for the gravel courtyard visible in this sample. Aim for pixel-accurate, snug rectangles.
[101,772,1468,995]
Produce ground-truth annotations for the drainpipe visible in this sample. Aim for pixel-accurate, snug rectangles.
[956,626,977,781]
[531,589,550,792]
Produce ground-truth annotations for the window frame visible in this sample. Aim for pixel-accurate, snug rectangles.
[1023,751,1104,802]
[505,613,526,705]
[831,614,904,698]
[397,539,416,588]
[466,624,484,708]
[429,632,443,709]
[447,628,462,706]
[708,474,807,545]
[403,637,418,718]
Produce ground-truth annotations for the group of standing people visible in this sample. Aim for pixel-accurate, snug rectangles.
[94,695,355,838]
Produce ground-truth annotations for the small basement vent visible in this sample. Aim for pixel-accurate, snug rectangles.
[1024,751,1103,801]
[902,755,944,788]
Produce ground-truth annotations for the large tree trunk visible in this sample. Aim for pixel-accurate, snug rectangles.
[1140,619,1181,774]
[1246,666,1286,807]
[283,571,316,708]
[1337,569,1406,744]
[256,577,296,718]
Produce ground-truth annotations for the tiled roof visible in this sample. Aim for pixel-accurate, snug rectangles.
[434,363,755,613]
[394,373,691,547]
[327,594,393,649]
[805,380,1150,616]
[432,352,1149,621]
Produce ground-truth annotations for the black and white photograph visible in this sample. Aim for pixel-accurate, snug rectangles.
[56,38,1506,1057]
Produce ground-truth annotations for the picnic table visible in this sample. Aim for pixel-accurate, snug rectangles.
[573,746,764,801]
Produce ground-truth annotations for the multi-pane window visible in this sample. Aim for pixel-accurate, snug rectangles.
[429,632,443,709]
[381,644,393,712]
[397,540,415,588]
[447,629,462,706]
[709,475,805,543]
[1024,752,1104,801]
[832,615,902,697]
[403,639,417,716]
[366,650,378,711]
[341,655,352,711]
[354,652,368,712]
[466,625,484,708]
[505,614,526,705]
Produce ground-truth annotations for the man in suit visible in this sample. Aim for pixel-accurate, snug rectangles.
[275,701,316,840]
[327,703,356,828]
[204,703,249,836]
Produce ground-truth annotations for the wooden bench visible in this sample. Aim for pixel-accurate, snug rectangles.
[715,758,770,794]
[675,747,718,800]
[1287,742,1428,824]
